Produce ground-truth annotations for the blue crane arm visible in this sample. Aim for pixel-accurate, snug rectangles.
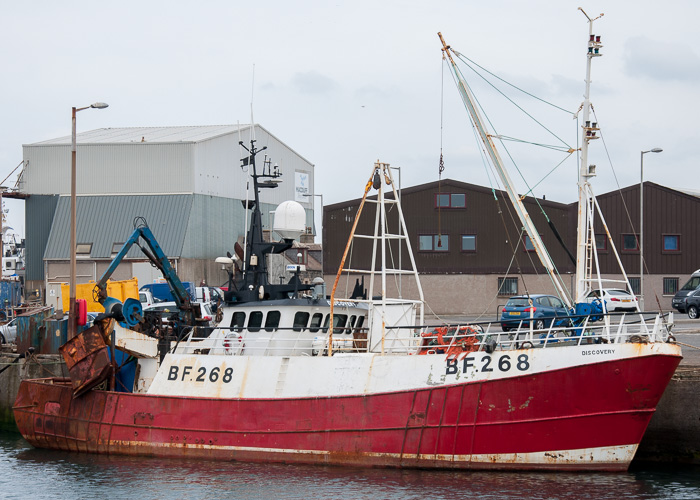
[94,224,192,310]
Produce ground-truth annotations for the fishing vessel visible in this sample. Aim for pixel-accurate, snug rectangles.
[13,12,681,471]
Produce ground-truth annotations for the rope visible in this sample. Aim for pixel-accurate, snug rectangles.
[675,341,700,351]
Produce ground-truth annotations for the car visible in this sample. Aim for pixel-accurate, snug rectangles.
[500,294,570,332]
[143,301,214,328]
[681,290,700,319]
[0,318,18,344]
[584,289,638,312]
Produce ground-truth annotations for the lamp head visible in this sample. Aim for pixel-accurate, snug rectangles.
[651,148,663,153]
[90,102,109,109]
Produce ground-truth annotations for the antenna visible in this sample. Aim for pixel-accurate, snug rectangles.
[250,64,256,141]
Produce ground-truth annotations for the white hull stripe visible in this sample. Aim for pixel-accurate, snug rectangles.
[111,440,637,465]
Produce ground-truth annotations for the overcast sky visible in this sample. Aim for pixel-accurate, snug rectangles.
[1,1,698,239]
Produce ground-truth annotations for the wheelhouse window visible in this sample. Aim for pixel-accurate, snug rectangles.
[435,193,465,208]
[293,311,309,332]
[595,234,607,251]
[461,234,476,252]
[248,311,263,332]
[419,234,449,252]
[333,314,348,334]
[622,234,639,252]
[663,278,679,295]
[231,312,246,332]
[663,234,680,252]
[498,277,518,296]
[309,313,324,333]
[264,310,281,332]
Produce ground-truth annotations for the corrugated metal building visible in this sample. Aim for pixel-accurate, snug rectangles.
[21,125,315,304]
[323,179,700,315]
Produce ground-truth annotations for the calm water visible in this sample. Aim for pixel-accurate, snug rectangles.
[1,433,699,500]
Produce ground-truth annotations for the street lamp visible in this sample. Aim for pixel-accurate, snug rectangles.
[69,102,108,339]
[640,147,663,311]
[302,193,324,270]
[389,165,402,297]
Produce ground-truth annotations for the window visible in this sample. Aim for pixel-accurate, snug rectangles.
[435,193,465,208]
[293,312,309,332]
[333,314,348,334]
[595,234,607,251]
[418,234,449,252]
[663,235,680,252]
[629,277,641,295]
[523,235,541,252]
[248,311,263,332]
[663,278,679,295]
[461,235,476,252]
[111,243,124,257]
[264,311,281,332]
[498,277,518,296]
[622,234,639,252]
[76,243,92,256]
[309,313,324,333]
[231,312,246,332]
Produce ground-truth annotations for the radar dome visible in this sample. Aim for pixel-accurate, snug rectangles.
[274,201,306,241]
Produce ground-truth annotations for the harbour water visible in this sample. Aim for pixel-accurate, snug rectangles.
[1,433,699,500]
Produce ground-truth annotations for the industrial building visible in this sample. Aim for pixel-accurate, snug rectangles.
[20,124,316,308]
[322,178,700,316]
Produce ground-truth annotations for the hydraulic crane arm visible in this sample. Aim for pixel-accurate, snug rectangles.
[94,218,192,311]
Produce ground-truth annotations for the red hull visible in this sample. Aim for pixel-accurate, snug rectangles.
[13,354,680,471]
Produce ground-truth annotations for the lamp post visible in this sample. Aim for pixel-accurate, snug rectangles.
[302,193,324,270]
[640,147,663,311]
[389,165,402,297]
[69,102,108,339]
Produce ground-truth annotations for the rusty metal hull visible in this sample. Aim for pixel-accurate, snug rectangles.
[13,352,680,471]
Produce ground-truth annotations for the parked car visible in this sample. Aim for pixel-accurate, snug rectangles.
[500,294,570,332]
[584,289,638,312]
[682,291,700,319]
[0,317,18,344]
[143,301,214,328]
[672,269,700,314]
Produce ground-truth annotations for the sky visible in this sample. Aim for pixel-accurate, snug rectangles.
[1,0,698,240]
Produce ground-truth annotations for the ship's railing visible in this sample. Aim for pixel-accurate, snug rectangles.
[170,310,674,356]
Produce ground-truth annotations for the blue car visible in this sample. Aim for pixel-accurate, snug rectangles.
[500,294,570,332]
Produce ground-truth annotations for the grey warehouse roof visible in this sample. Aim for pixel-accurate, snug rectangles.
[29,125,252,146]
[45,194,193,260]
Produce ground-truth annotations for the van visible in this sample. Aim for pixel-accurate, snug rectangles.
[196,286,211,303]
[671,269,700,313]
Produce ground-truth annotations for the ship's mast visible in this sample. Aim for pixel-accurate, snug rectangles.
[439,33,573,308]
[574,8,604,303]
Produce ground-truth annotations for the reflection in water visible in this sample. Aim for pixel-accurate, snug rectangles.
[1,434,699,500]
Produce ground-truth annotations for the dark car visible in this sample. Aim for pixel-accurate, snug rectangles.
[500,294,570,332]
[682,291,700,319]
[672,271,700,314]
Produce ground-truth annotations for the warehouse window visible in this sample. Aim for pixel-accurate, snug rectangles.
[76,243,92,257]
[629,277,640,295]
[523,234,542,252]
[435,193,465,208]
[663,278,679,295]
[662,234,680,253]
[419,234,449,252]
[622,234,639,252]
[461,234,476,252]
[111,242,124,257]
[595,234,607,251]
[498,277,518,296]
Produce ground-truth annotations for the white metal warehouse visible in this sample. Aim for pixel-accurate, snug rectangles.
[20,124,315,306]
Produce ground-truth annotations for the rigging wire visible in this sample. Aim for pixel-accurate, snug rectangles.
[437,55,446,248]
[446,51,574,306]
